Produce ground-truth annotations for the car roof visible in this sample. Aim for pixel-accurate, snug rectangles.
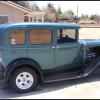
[0,22,80,30]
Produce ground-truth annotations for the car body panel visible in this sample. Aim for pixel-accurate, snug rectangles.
[0,22,100,72]
[79,39,100,47]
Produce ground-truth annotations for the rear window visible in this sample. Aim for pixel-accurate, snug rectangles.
[10,30,25,45]
[30,29,52,45]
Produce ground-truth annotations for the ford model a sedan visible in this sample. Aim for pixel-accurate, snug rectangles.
[0,22,100,93]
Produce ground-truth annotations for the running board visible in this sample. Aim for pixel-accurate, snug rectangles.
[43,70,84,83]
[43,57,100,83]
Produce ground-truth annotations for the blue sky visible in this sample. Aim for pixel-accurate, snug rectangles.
[29,1,100,17]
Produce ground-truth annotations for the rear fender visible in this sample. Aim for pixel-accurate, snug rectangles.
[5,58,43,82]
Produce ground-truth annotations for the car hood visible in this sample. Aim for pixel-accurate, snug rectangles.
[79,39,100,47]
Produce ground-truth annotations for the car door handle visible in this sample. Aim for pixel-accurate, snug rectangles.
[56,46,77,49]
[56,46,60,49]
[51,46,55,49]
[51,46,60,49]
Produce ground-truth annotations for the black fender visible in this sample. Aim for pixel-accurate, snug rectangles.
[84,56,100,76]
[79,57,100,77]
[5,58,43,82]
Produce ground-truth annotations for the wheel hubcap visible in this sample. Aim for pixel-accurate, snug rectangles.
[16,72,34,90]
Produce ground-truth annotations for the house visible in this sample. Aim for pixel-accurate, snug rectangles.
[0,1,31,24]
[25,11,46,22]
[0,1,56,24]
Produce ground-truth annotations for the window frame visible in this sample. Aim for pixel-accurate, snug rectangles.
[57,28,78,44]
[29,29,53,45]
[9,29,26,46]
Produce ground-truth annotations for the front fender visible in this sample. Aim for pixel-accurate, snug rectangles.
[82,56,100,76]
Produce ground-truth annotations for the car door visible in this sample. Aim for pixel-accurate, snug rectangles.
[54,28,80,69]
[27,28,55,70]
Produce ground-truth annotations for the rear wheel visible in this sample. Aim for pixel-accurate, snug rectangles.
[10,67,38,93]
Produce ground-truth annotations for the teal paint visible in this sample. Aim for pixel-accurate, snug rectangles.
[0,22,99,71]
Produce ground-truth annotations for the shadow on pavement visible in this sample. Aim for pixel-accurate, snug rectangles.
[0,68,100,99]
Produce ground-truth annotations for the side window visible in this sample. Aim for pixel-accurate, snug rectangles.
[10,30,25,45]
[30,29,52,45]
[57,29,77,43]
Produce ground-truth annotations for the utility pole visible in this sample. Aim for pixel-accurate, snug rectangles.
[76,4,79,24]
[77,4,78,18]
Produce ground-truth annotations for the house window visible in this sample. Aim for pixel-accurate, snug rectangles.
[30,17,32,22]
[24,16,29,22]
[10,30,25,45]
[0,16,8,24]
[30,29,52,45]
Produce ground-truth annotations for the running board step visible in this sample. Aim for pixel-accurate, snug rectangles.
[43,71,84,83]
[43,57,100,83]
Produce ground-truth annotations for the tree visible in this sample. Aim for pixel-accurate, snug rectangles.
[93,15,100,24]
[12,1,29,8]
[90,15,95,20]
[47,3,56,13]
[56,7,62,15]
[89,14,100,24]
[90,14,98,20]
[48,3,53,8]
[59,10,74,19]
[45,3,57,22]
[30,3,40,11]
[80,14,89,20]
[58,7,62,14]
[55,7,62,21]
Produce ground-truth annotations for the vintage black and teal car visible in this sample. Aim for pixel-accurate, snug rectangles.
[0,22,100,93]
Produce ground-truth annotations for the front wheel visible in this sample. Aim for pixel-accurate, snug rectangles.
[10,67,38,93]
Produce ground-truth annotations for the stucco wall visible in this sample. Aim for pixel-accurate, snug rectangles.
[0,2,25,22]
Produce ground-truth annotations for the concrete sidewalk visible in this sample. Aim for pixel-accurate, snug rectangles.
[16,81,100,99]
